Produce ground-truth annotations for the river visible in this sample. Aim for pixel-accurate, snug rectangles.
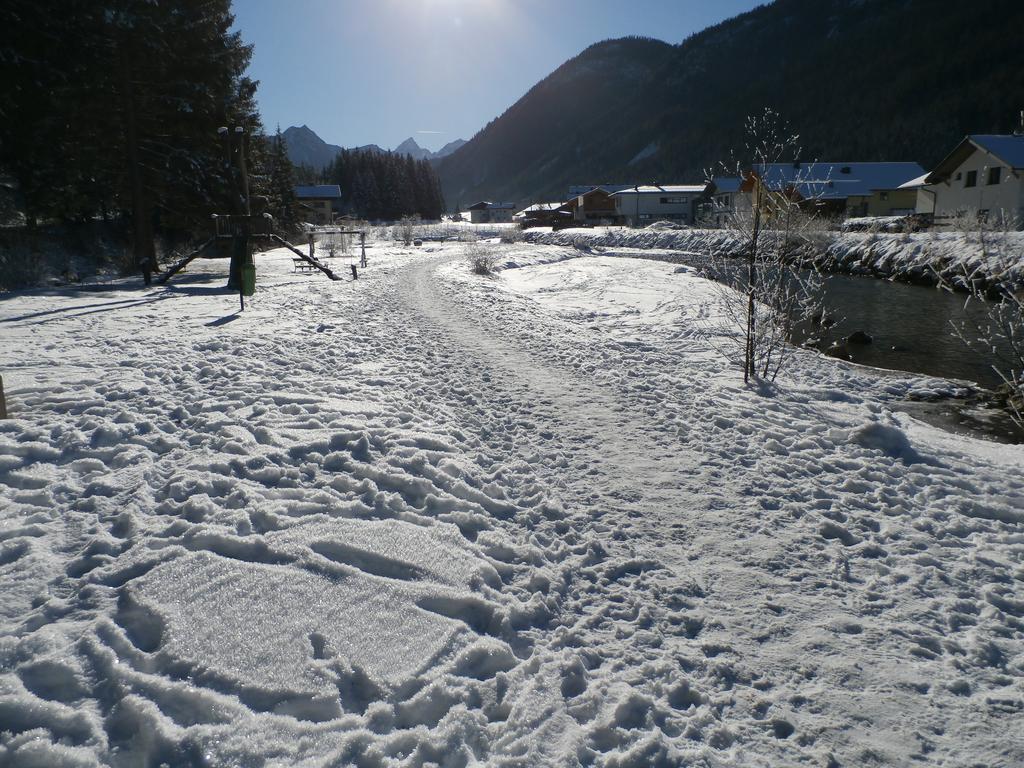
[603,248,1022,443]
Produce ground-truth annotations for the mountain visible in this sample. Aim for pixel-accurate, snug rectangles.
[394,137,433,161]
[395,137,468,161]
[283,127,467,169]
[437,0,1024,206]
[353,143,385,154]
[281,125,343,170]
[434,139,467,159]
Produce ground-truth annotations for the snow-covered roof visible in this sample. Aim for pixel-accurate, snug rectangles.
[710,178,742,194]
[970,134,1024,169]
[522,202,564,211]
[752,162,925,199]
[468,201,517,211]
[294,185,342,199]
[609,184,707,196]
[567,184,632,197]
[897,172,931,190]
[515,203,565,216]
[926,134,1024,183]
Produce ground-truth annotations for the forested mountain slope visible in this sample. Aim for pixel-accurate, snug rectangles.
[438,0,1024,206]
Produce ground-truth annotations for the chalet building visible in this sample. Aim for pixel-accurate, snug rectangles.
[467,201,516,223]
[566,184,631,198]
[295,185,342,225]
[514,202,571,228]
[610,184,709,226]
[709,162,924,223]
[923,134,1024,227]
[564,187,620,224]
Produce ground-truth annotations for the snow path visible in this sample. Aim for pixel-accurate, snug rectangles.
[0,243,1022,767]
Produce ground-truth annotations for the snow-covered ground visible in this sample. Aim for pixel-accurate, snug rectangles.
[1,240,1022,767]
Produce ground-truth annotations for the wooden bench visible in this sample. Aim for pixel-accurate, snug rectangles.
[293,258,318,273]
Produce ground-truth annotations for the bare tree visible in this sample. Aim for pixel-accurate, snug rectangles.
[704,109,829,382]
[940,209,1024,427]
[397,215,419,246]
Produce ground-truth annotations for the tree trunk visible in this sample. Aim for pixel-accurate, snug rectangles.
[121,48,155,284]
[746,181,763,382]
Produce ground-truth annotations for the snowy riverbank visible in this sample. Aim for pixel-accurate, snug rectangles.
[525,225,1024,289]
[1,241,1022,766]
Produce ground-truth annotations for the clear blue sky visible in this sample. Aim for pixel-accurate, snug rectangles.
[232,0,763,152]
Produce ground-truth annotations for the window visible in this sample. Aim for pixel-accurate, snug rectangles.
[955,172,962,181]
[965,170,977,188]
[988,167,1002,185]
[659,197,688,204]
[879,192,889,201]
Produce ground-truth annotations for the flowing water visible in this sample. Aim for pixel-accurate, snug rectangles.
[815,273,1005,389]
[611,249,1022,442]
[815,273,1022,443]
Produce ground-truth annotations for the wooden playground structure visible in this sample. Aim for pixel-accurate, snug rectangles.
[156,125,366,298]
[155,217,368,285]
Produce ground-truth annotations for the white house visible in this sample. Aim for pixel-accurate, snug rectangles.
[923,134,1024,227]
[466,201,517,224]
[609,184,708,226]
[707,177,747,226]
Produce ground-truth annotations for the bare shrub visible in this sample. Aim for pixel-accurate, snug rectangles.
[703,109,829,382]
[396,215,419,246]
[499,225,524,244]
[464,238,497,275]
[939,215,1024,428]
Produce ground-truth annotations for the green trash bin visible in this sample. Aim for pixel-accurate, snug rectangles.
[240,262,256,297]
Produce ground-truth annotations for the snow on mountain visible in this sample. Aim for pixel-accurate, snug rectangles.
[283,126,468,169]
[395,136,469,161]
[0,238,1021,766]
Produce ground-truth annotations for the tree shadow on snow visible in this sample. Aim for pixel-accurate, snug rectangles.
[0,293,176,325]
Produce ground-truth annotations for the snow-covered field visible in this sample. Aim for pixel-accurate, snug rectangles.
[1,240,1022,767]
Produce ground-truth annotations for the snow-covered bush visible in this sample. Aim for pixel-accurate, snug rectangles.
[499,225,524,244]
[465,238,497,275]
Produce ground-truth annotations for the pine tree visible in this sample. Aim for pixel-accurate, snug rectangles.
[0,0,261,281]
[261,127,298,233]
